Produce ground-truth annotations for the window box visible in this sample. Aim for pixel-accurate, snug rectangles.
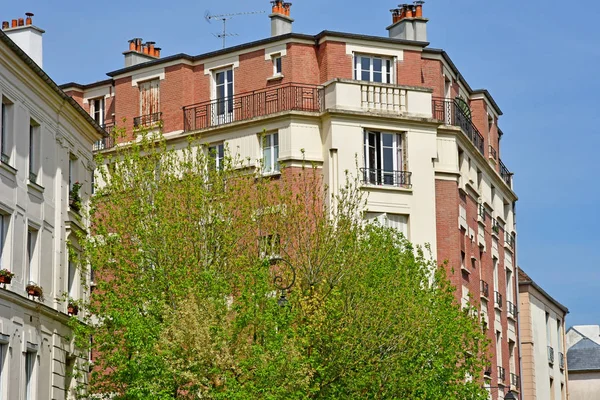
[67,303,79,316]
[69,182,82,213]
[548,346,555,365]
[0,269,14,284]
[26,282,43,300]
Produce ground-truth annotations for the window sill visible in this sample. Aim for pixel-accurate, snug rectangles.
[267,74,284,82]
[260,171,282,179]
[360,184,412,193]
[507,313,517,322]
[0,160,17,176]
[494,304,503,312]
[480,294,489,302]
[504,243,514,252]
[461,266,470,275]
[27,180,45,194]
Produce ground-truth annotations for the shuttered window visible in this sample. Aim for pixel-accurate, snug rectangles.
[139,79,160,117]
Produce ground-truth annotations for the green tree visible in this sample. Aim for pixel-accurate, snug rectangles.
[71,130,489,399]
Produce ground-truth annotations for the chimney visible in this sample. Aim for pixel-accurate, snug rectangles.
[387,1,428,43]
[2,13,45,68]
[269,1,293,37]
[123,38,160,67]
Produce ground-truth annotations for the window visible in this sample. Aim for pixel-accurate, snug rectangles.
[138,79,160,125]
[27,228,38,284]
[215,68,233,122]
[208,143,225,170]
[0,100,9,164]
[0,340,7,400]
[90,97,105,126]
[29,120,40,183]
[262,132,279,174]
[273,55,282,75]
[0,214,7,269]
[354,54,393,83]
[68,259,77,299]
[546,311,551,345]
[365,212,408,237]
[496,330,502,368]
[363,130,406,186]
[25,348,36,400]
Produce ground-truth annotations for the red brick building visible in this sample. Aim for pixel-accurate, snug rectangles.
[61,2,520,398]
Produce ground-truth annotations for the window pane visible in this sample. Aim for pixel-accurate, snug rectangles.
[273,133,279,146]
[263,147,272,172]
[373,58,382,72]
[382,133,393,147]
[383,148,394,171]
[275,57,282,74]
[273,140,279,171]
[216,72,224,85]
[361,57,370,71]
[373,72,382,83]
[227,69,233,82]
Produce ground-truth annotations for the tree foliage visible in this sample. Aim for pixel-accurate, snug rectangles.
[72,131,490,399]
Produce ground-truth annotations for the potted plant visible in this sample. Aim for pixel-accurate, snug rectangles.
[67,303,79,316]
[25,282,44,301]
[69,181,82,213]
[0,269,15,284]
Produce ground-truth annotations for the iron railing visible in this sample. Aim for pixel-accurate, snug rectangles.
[134,112,162,128]
[489,145,497,160]
[484,365,492,377]
[93,136,116,152]
[183,83,323,132]
[548,346,555,365]
[492,219,500,235]
[29,172,37,183]
[559,352,565,370]
[102,123,114,134]
[510,373,519,388]
[0,152,8,164]
[480,280,489,299]
[494,291,503,309]
[478,203,486,221]
[499,159,512,187]
[505,231,514,248]
[432,97,485,154]
[498,366,506,382]
[360,168,412,188]
[507,301,517,317]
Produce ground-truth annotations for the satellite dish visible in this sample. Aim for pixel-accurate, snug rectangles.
[205,10,212,23]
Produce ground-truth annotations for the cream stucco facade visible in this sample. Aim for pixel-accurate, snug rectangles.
[0,25,101,399]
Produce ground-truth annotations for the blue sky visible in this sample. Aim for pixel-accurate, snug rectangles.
[4,1,599,326]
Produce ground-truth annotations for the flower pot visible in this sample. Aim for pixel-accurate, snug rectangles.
[67,304,79,316]
[0,275,12,284]
[26,286,42,297]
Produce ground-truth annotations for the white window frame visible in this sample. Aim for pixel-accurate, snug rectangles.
[208,143,225,170]
[213,67,234,124]
[261,132,279,174]
[27,227,38,284]
[363,130,404,186]
[0,338,7,400]
[29,120,40,184]
[90,97,105,126]
[68,258,77,299]
[0,100,8,164]
[24,346,37,400]
[354,54,394,84]
[0,214,7,269]
[272,55,282,76]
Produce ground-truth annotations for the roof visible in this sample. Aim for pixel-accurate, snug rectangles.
[568,338,600,372]
[518,268,569,314]
[104,30,429,78]
[0,29,105,138]
[59,78,113,91]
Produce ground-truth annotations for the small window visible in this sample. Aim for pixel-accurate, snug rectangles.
[29,120,40,184]
[90,97,105,126]
[262,132,279,174]
[0,213,7,269]
[27,228,38,284]
[0,99,10,164]
[273,55,282,75]
[208,143,225,170]
[354,54,393,84]
[0,342,6,399]
[68,258,77,299]
[25,349,36,400]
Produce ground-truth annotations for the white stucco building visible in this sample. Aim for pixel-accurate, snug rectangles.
[0,15,103,399]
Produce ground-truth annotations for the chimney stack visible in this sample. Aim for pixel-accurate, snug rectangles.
[270,1,293,37]
[387,1,428,43]
[123,37,160,67]
[2,13,45,68]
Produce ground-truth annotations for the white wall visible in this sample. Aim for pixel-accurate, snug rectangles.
[569,372,600,400]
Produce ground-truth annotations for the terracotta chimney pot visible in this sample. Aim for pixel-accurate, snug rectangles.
[18,18,24,27]
[25,12,34,25]
[1,21,8,30]
[154,47,161,58]
[414,1,424,17]
[11,19,17,28]
[147,41,155,55]
[405,6,413,18]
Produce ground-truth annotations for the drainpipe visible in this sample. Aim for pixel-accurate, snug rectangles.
[514,200,524,400]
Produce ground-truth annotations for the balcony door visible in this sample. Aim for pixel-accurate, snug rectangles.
[363,130,402,186]
[214,68,234,125]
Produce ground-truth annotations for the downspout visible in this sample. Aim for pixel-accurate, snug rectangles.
[514,200,524,400]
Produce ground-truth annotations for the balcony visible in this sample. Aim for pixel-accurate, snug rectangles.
[480,280,490,299]
[510,373,519,389]
[102,123,114,134]
[134,111,162,128]
[432,97,485,154]
[93,136,116,152]
[494,291,503,310]
[548,346,555,365]
[183,83,322,132]
[505,231,514,248]
[507,300,517,319]
[360,168,412,189]
[484,365,492,377]
[478,203,486,223]
[499,159,512,187]
[489,145,497,161]
[559,352,565,370]
[498,366,506,383]
[492,219,500,236]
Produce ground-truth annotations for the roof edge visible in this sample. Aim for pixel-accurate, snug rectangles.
[519,270,569,314]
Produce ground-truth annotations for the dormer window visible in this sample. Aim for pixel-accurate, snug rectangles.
[354,54,393,84]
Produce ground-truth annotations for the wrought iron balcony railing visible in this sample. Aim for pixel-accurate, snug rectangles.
[360,168,412,189]
[183,83,323,132]
[0,152,9,165]
[134,112,162,128]
[93,136,116,152]
[492,219,500,235]
[494,291,503,309]
[499,158,512,187]
[480,280,489,299]
[507,300,517,318]
[29,172,37,183]
[505,231,514,248]
[510,373,519,388]
[484,365,492,377]
[102,123,114,134]
[548,346,555,365]
[489,145,497,160]
[498,366,506,382]
[478,203,486,221]
[432,97,485,155]
[559,352,565,370]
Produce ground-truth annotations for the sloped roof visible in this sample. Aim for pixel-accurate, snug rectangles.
[568,338,600,372]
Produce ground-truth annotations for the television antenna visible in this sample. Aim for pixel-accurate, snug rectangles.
[205,10,266,49]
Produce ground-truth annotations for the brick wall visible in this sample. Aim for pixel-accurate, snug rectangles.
[316,41,352,83]
[397,50,423,87]
[114,76,137,141]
